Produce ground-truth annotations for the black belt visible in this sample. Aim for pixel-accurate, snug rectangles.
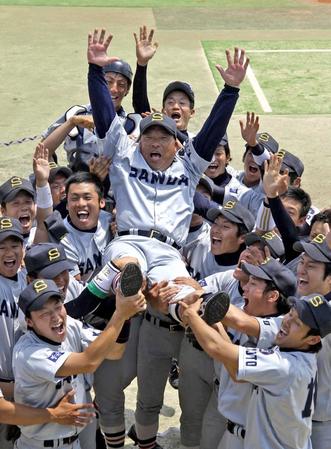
[145,311,183,332]
[0,377,14,383]
[227,420,246,439]
[118,229,181,250]
[44,434,78,447]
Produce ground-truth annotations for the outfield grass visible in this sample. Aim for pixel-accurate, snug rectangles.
[203,40,331,115]
[0,0,300,7]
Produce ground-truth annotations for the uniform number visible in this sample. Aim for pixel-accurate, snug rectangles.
[301,376,317,418]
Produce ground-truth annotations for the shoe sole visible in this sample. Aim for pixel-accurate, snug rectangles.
[202,291,230,325]
[119,263,143,297]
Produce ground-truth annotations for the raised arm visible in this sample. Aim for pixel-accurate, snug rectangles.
[132,25,158,113]
[193,48,249,161]
[87,29,119,138]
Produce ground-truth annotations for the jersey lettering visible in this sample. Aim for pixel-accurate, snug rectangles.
[129,166,189,187]
[245,348,257,367]
[0,299,19,318]
[78,252,102,276]
[301,376,317,418]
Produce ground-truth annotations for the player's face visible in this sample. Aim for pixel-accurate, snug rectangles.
[205,146,230,179]
[210,216,244,255]
[27,298,67,343]
[233,243,265,283]
[105,72,129,111]
[0,237,23,278]
[310,220,330,240]
[50,174,67,207]
[140,126,180,171]
[242,276,272,316]
[281,197,305,227]
[275,307,315,350]
[162,91,195,131]
[2,192,36,234]
[67,182,105,230]
[243,150,260,187]
[297,253,331,296]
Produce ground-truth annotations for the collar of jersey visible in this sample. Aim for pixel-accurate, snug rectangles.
[215,243,245,266]
[31,329,61,347]
[68,216,97,233]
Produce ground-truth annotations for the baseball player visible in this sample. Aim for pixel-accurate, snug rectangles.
[12,278,145,449]
[181,291,331,449]
[87,27,248,448]
[292,234,331,449]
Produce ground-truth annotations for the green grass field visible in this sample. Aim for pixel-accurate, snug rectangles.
[203,40,331,114]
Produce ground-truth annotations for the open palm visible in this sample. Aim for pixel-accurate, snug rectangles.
[87,29,118,67]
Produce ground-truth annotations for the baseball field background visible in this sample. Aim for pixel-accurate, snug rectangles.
[0,2,330,444]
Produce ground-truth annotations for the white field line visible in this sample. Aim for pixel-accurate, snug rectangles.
[247,49,331,53]
[246,64,272,113]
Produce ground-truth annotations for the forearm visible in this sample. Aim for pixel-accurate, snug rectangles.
[132,63,151,113]
[88,63,116,139]
[186,310,239,378]
[42,120,76,159]
[193,85,239,161]
[0,399,54,426]
[222,305,260,338]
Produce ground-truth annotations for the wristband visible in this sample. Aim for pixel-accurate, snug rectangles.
[36,184,53,209]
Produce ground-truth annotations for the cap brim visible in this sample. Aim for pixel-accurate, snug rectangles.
[37,260,73,278]
[140,122,176,138]
[241,262,272,281]
[0,231,23,243]
[27,290,62,313]
[244,233,262,247]
[293,241,330,263]
[206,207,222,222]
[49,167,72,183]
[4,188,35,203]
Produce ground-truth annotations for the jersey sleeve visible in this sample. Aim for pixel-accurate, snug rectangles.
[25,347,72,383]
[200,270,234,295]
[97,114,135,160]
[256,316,282,349]
[237,346,290,391]
[60,235,81,278]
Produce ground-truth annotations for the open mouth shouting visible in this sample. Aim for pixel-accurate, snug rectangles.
[18,213,32,231]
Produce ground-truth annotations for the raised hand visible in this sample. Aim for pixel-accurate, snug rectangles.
[88,155,111,182]
[134,25,159,66]
[240,112,259,147]
[87,28,118,67]
[216,47,249,88]
[33,142,50,187]
[263,154,289,198]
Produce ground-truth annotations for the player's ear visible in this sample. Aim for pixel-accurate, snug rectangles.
[305,334,321,347]
[99,198,106,209]
[190,108,195,118]
[265,289,279,304]
[26,316,33,328]
[1,205,6,215]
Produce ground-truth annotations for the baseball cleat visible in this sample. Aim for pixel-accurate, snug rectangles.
[119,263,143,297]
[127,425,164,448]
[185,291,230,342]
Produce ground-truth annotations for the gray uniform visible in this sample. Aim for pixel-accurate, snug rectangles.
[238,346,316,449]
[61,210,111,282]
[13,316,100,449]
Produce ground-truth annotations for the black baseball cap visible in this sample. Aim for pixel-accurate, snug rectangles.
[207,200,255,233]
[242,257,297,297]
[24,243,72,278]
[48,163,72,184]
[19,279,62,315]
[162,81,195,107]
[292,293,331,338]
[198,175,214,196]
[293,234,331,263]
[0,217,24,243]
[276,149,304,178]
[0,176,35,204]
[140,112,177,138]
[245,231,285,259]
[256,132,279,154]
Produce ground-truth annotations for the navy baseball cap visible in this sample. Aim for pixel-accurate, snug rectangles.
[276,149,304,178]
[163,81,195,107]
[293,234,331,263]
[140,112,177,138]
[0,176,35,204]
[24,243,72,278]
[292,293,331,338]
[207,200,255,233]
[0,217,24,243]
[19,279,62,315]
[48,162,72,184]
[245,231,285,259]
[242,257,297,297]
[256,132,279,154]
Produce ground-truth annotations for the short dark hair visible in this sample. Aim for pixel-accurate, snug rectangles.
[311,209,331,228]
[65,172,104,200]
[323,262,331,280]
[263,281,291,314]
[281,186,312,218]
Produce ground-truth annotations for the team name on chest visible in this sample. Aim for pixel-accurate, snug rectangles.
[0,299,18,319]
[129,166,189,187]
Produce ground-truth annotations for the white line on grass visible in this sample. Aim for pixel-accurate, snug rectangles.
[246,65,272,113]
[248,49,331,53]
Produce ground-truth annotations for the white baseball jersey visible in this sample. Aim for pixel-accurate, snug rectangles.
[61,210,111,282]
[98,115,209,247]
[199,269,244,308]
[23,226,36,250]
[183,231,237,280]
[313,334,331,421]
[65,275,85,304]
[13,316,100,441]
[0,270,27,381]
[238,346,316,449]
[184,220,211,247]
